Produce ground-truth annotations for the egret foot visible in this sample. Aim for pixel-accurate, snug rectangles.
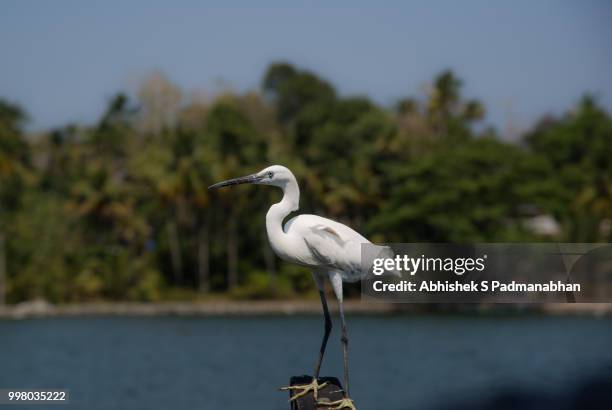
[316,397,356,410]
[280,378,329,401]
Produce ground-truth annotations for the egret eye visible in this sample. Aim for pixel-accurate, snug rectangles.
[268,171,274,179]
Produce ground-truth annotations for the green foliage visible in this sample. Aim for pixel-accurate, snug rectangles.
[0,101,30,213]
[525,96,612,241]
[263,62,336,125]
[369,138,535,241]
[229,271,295,300]
[0,64,609,303]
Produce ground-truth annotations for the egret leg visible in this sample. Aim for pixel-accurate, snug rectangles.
[316,302,356,410]
[314,290,333,379]
[315,271,356,409]
[338,299,350,398]
[279,276,331,401]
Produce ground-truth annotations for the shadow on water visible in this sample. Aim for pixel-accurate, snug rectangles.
[432,371,612,410]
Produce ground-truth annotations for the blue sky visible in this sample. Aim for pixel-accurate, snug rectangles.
[1,0,611,136]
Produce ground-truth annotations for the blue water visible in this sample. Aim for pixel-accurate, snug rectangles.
[1,315,611,410]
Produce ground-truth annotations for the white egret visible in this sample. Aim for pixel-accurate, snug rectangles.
[209,165,391,410]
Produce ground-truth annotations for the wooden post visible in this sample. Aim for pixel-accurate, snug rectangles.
[287,376,344,410]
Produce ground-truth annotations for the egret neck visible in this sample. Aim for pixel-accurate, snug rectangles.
[265,176,300,256]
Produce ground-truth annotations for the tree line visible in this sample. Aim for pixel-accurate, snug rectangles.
[0,62,610,303]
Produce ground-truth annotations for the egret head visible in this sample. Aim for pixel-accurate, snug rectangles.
[208,165,296,190]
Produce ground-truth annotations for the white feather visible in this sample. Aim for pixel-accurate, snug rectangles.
[283,214,369,282]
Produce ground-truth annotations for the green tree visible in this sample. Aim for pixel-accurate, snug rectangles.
[263,61,336,125]
[369,138,537,242]
[525,96,612,241]
[426,70,485,140]
[2,64,610,304]
[0,100,30,304]
[205,98,269,289]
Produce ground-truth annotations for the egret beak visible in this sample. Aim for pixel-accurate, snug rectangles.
[208,173,264,190]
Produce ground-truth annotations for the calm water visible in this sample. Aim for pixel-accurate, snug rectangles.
[1,315,611,410]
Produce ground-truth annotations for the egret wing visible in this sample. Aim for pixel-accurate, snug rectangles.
[285,215,368,281]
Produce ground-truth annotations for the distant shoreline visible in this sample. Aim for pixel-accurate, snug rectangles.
[0,300,394,319]
[0,300,611,319]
